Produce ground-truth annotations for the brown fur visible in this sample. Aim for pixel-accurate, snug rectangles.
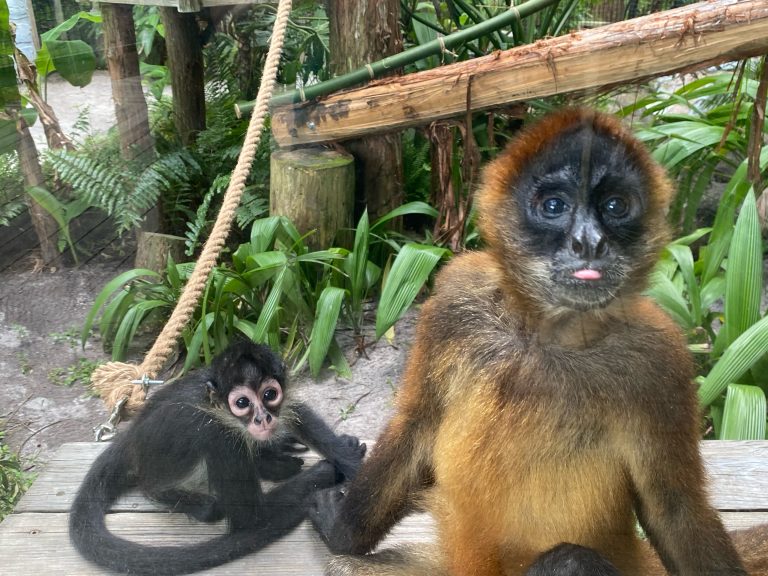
[321,109,766,576]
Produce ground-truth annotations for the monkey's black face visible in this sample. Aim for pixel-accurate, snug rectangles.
[208,340,288,442]
[228,379,284,441]
[512,126,650,310]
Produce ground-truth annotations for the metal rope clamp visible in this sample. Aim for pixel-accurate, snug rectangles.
[93,397,128,442]
[92,375,165,441]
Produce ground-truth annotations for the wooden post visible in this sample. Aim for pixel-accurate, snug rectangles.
[16,116,61,268]
[134,232,187,273]
[101,3,159,241]
[270,148,355,250]
[327,0,404,221]
[160,6,205,145]
[101,3,154,165]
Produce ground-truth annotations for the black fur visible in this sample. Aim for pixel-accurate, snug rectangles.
[525,544,622,576]
[69,341,365,575]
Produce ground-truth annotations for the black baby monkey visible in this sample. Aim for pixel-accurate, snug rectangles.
[70,340,365,575]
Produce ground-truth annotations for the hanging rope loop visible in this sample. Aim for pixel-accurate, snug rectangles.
[90,0,294,418]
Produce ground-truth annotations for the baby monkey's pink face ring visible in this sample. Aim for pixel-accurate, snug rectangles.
[228,379,283,441]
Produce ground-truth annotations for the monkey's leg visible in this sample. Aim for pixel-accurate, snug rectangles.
[147,488,224,522]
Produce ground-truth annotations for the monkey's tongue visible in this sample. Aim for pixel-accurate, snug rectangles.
[573,269,602,280]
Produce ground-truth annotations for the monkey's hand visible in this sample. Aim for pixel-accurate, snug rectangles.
[308,486,346,549]
[331,434,367,482]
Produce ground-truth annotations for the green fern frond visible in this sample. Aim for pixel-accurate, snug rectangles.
[184,174,229,256]
[0,198,25,226]
[48,150,134,222]
[236,188,268,230]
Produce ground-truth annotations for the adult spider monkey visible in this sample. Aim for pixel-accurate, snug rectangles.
[310,108,768,575]
[70,340,365,575]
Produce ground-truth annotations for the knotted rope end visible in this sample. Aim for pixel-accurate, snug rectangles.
[91,362,148,416]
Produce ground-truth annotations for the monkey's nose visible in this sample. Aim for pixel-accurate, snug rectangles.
[254,413,273,425]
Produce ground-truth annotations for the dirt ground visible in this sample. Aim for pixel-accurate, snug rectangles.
[0,71,410,473]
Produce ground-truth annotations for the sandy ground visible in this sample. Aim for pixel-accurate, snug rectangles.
[0,71,409,473]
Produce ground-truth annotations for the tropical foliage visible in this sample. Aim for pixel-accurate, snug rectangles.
[635,64,768,440]
[83,204,448,377]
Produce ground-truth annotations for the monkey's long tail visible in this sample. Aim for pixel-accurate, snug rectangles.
[68,444,305,575]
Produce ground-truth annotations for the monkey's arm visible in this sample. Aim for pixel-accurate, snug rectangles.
[630,436,746,575]
[310,335,441,555]
[289,402,366,481]
[622,347,747,576]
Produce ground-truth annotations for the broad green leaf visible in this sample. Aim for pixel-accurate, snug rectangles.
[81,268,160,346]
[111,299,168,360]
[722,192,762,348]
[371,201,438,231]
[308,286,345,377]
[665,244,700,325]
[376,243,447,339]
[327,338,352,379]
[183,313,216,371]
[646,272,694,330]
[40,11,102,42]
[26,186,65,229]
[252,268,287,343]
[0,115,17,156]
[719,384,766,440]
[250,216,281,252]
[44,40,95,87]
[699,315,768,407]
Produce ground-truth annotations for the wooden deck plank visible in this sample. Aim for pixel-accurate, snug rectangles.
[1,440,765,575]
[701,441,768,510]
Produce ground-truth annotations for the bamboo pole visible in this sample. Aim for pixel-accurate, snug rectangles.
[270,0,768,147]
[258,0,559,111]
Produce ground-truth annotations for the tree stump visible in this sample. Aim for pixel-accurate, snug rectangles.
[134,232,186,274]
[270,148,354,250]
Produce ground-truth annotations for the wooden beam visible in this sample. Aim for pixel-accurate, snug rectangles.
[271,0,768,146]
[97,0,271,14]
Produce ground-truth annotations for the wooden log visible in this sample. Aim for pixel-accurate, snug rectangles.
[134,232,187,273]
[270,148,355,250]
[327,0,405,222]
[271,0,768,146]
[161,6,205,145]
[101,3,154,164]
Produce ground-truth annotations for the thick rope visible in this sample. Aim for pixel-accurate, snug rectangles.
[92,0,293,415]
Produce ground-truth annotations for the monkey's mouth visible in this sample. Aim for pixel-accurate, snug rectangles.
[247,418,278,441]
[551,266,623,309]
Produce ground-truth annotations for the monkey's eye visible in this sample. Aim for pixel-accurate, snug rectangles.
[541,197,568,218]
[603,197,629,218]
[235,397,251,409]
[263,388,278,403]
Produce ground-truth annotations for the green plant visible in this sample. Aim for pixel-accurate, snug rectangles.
[35,10,101,87]
[48,358,99,388]
[25,185,89,263]
[620,62,767,233]
[16,352,32,375]
[648,190,768,440]
[0,430,34,521]
[84,205,447,378]
[0,152,24,225]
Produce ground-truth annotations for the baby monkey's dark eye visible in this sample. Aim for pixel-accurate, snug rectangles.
[541,197,568,217]
[603,197,629,218]
[263,388,278,403]
[235,397,250,409]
